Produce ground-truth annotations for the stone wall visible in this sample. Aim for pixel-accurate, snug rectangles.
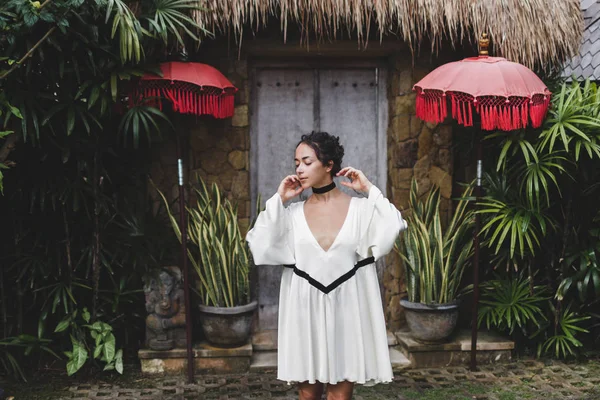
[383,55,454,330]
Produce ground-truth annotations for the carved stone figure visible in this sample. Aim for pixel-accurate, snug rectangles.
[144,266,186,350]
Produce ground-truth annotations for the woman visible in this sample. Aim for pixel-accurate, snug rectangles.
[246,131,407,400]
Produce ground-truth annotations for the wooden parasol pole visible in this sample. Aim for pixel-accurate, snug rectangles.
[470,32,490,371]
[175,124,195,383]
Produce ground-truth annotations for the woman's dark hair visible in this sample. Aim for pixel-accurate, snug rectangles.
[297,131,344,177]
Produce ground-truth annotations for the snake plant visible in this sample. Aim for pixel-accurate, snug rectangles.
[396,179,474,304]
[156,175,250,308]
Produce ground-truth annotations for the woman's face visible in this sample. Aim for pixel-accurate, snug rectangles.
[294,143,332,188]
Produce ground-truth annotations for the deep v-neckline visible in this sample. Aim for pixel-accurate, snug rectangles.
[302,197,354,253]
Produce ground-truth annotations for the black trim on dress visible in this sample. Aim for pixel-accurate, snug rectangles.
[283,256,375,294]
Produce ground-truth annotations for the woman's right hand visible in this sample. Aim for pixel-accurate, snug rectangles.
[277,175,303,203]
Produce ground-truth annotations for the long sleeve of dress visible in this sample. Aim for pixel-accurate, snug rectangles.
[356,185,408,261]
[246,193,296,266]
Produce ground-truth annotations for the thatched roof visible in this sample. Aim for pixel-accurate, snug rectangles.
[194,0,583,69]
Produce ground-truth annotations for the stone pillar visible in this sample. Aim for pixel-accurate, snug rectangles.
[384,55,454,330]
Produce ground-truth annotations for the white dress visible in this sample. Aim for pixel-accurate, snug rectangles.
[246,185,407,386]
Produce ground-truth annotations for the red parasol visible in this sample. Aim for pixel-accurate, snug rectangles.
[412,34,551,370]
[132,61,237,383]
[414,49,551,131]
[132,61,237,118]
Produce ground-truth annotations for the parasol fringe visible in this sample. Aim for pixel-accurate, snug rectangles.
[416,91,447,124]
[410,90,549,131]
[133,86,236,119]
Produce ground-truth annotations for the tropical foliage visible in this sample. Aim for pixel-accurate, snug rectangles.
[476,79,600,357]
[478,273,548,335]
[396,179,474,304]
[0,0,203,379]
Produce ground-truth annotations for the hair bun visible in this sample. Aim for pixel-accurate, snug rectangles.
[297,131,344,177]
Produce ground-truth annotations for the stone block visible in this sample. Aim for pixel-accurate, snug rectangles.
[394,329,514,369]
[438,149,452,172]
[232,105,249,127]
[231,171,250,200]
[216,168,237,192]
[429,166,452,199]
[197,357,250,374]
[228,150,247,170]
[239,218,249,235]
[393,139,418,168]
[389,259,404,280]
[228,127,248,150]
[425,120,439,131]
[391,115,411,142]
[409,116,424,138]
[418,127,433,159]
[214,136,233,152]
[433,125,452,147]
[139,342,253,375]
[398,70,413,93]
[391,69,413,96]
[252,330,278,351]
[390,71,400,96]
[413,156,432,196]
[392,187,411,210]
[383,274,400,293]
[391,168,413,191]
[235,80,249,105]
[199,150,228,175]
[387,294,405,325]
[393,94,417,116]
[250,351,278,372]
[387,330,398,346]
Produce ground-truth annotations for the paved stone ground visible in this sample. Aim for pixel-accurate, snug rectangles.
[49,359,600,400]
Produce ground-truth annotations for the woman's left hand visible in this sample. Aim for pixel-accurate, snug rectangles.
[337,167,373,193]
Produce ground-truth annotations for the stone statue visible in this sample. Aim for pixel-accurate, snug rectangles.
[144,266,187,350]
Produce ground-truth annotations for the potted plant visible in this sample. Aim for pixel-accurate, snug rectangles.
[395,179,474,343]
[156,175,257,347]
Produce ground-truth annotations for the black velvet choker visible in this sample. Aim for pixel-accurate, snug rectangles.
[312,182,336,194]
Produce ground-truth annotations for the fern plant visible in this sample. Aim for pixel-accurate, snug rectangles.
[537,303,590,359]
[478,273,548,334]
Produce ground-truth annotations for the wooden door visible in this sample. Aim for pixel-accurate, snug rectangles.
[250,65,388,331]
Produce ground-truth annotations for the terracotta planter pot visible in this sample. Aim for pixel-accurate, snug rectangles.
[400,298,459,343]
[198,300,258,347]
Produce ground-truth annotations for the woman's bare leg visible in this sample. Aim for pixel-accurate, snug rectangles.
[326,381,355,400]
[298,381,325,400]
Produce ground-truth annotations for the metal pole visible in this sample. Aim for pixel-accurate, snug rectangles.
[176,132,195,383]
[470,137,483,371]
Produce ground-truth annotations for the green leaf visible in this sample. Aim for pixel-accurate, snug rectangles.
[82,308,90,323]
[54,318,71,333]
[110,74,117,101]
[67,338,88,376]
[94,343,104,359]
[115,349,124,374]
[102,333,116,363]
